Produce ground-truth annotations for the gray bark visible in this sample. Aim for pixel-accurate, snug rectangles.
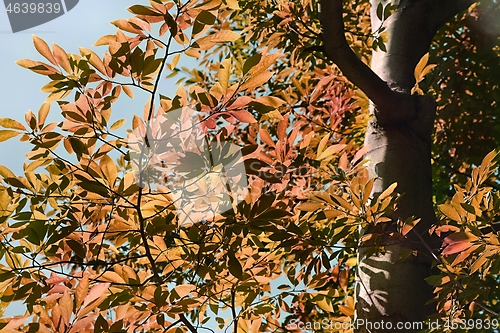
[320,0,476,331]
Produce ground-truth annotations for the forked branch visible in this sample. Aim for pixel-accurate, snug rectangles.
[319,0,400,113]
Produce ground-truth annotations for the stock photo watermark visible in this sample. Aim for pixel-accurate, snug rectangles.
[127,107,250,227]
[287,318,500,331]
[3,0,79,32]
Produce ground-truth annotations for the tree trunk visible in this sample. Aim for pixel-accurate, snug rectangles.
[320,0,476,331]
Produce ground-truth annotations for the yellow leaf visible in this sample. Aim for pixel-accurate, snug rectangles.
[195,30,240,50]
[471,252,491,274]
[184,48,202,58]
[101,271,126,284]
[0,165,16,179]
[100,155,117,185]
[111,19,141,34]
[110,119,126,130]
[0,130,21,142]
[79,47,107,75]
[171,53,181,69]
[414,53,429,81]
[59,290,73,325]
[37,103,50,128]
[317,133,330,156]
[378,182,397,201]
[248,53,281,76]
[240,71,274,91]
[345,257,357,267]
[317,144,346,161]
[93,34,116,46]
[33,35,57,66]
[255,96,285,108]
[225,0,241,9]
[316,298,334,312]
[218,58,231,92]
[0,118,26,131]
[439,204,461,222]
[260,110,283,121]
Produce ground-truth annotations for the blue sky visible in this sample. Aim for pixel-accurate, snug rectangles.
[0,0,196,174]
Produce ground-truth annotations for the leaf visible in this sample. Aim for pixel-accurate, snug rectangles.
[317,144,346,161]
[33,35,58,66]
[59,290,73,325]
[128,4,161,16]
[79,47,107,75]
[0,130,21,142]
[442,232,478,255]
[81,283,110,309]
[110,119,126,130]
[0,165,16,179]
[243,53,262,75]
[228,252,243,279]
[52,43,72,73]
[219,58,231,92]
[100,155,117,185]
[316,298,334,312]
[0,118,26,131]
[254,96,285,108]
[378,182,397,201]
[37,103,50,129]
[297,202,323,211]
[376,3,383,20]
[93,35,116,46]
[171,53,181,69]
[122,85,134,98]
[174,284,196,298]
[240,71,274,91]
[230,110,257,123]
[75,274,89,307]
[225,0,241,10]
[101,271,126,284]
[248,53,280,76]
[439,204,461,222]
[195,30,240,50]
[111,19,142,34]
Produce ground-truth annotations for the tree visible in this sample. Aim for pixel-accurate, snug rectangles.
[0,0,499,332]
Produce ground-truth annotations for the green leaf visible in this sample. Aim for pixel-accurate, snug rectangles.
[376,3,383,20]
[228,252,243,279]
[128,5,161,16]
[197,10,216,25]
[243,53,262,75]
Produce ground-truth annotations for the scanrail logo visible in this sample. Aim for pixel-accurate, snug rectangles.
[126,107,249,227]
[3,0,79,32]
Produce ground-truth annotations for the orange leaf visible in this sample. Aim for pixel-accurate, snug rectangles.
[33,35,58,66]
[82,283,110,309]
[230,110,257,123]
[52,43,71,73]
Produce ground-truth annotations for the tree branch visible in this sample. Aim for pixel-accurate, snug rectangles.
[319,0,402,113]
[179,314,198,333]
